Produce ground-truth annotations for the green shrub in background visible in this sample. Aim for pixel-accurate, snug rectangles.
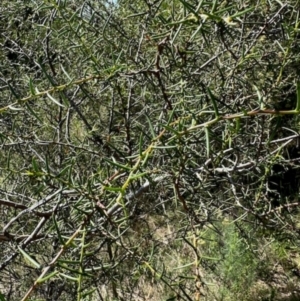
[212,221,257,300]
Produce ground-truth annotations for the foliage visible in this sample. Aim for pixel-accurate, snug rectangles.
[1,0,300,300]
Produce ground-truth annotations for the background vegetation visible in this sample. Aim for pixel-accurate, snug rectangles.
[1,0,300,300]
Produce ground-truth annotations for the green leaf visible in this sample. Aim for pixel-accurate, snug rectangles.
[146,115,156,139]
[29,78,36,95]
[199,13,222,22]
[141,151,151,167]
[60,64,73,81]
[47,93,65,107]
[104,186,124,193]
[18,247,41,269]
[57,164,72,178]
[32,157,39,172]
[81,288,97,298]
[139,132,144,156]
[59,91,70,107]
[167,105,177,125]
[178,0,198,15]
[53,215,64,245]
[173,261,195,269]
[25,103,43,123]
[253,85,263,109]
[129,172,149,180]
[210,0,218,13]
[6,148,11,170]
[7,82,20,99]
[38,59,57,86]
[164,124,180,135]
[103,158,131,170]
[230,7,254,18]
[207,87,219,117]
[60,273,78,281]
[296,81,300,111]
[36,271,59,283]
[235,117,241,133]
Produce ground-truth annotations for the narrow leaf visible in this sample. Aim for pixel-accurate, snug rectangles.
[25,103,43,123]
[231,7,253,18]
[47,93,65,107]
[104,186,124,193]
[129,172,149,180]
[36,271,59,283]
[254,85,263,109]
[167,105,176,125]
[60,64,72,81]
[32,158,39,172]
[210,0,218,13]
[178,0,197,14]
[103,158,131,170]
[139,132,144,156]
[207,87,219,117]
[38,60,56,86]
[18,247,41,269]
[29,78,35,95]
[60,273,78,281]
[7,82,20,99]
[58,164,72,177]
[153,145,177,149]
[53,215,64,245]
[146,115,156,139]
[296,81,300,111]
[82,288,97,298]
[59,91,70,107]
[8,105,23,111]
[205,127,210,158]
